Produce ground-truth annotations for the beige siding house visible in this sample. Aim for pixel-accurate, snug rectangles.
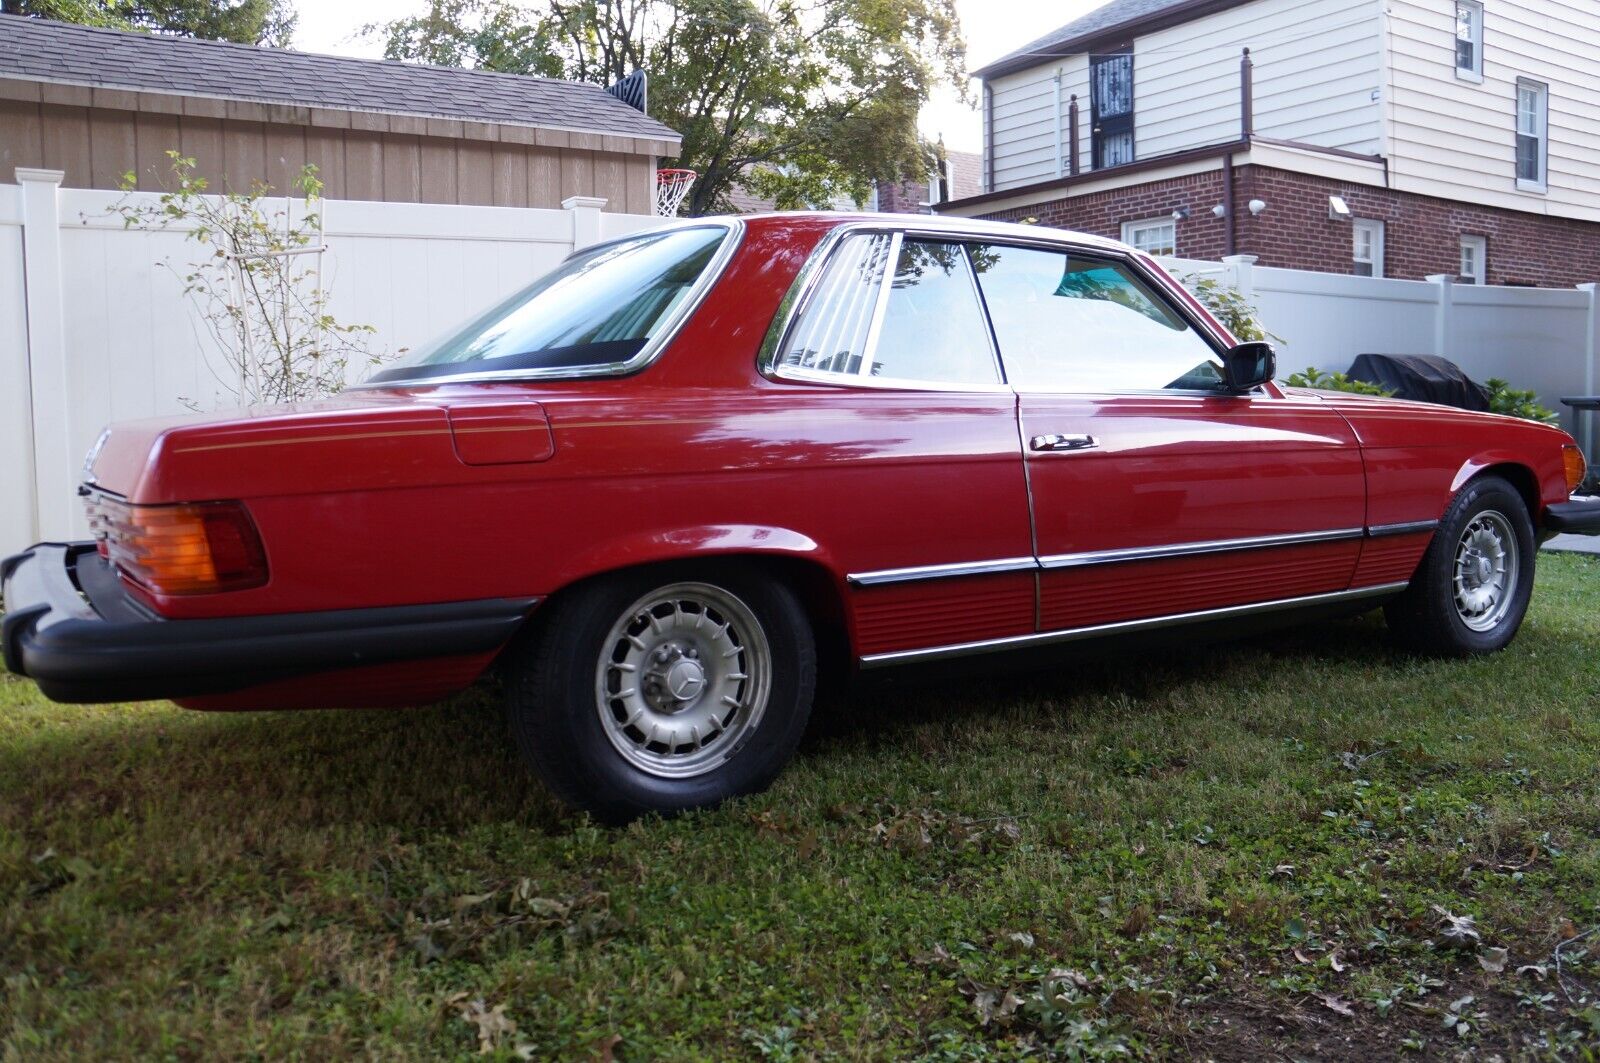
[951,0,1600,286]
[0,15,680,212]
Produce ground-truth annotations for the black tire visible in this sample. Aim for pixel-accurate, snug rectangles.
[1384,474,1536,657]
[504,564,817,823]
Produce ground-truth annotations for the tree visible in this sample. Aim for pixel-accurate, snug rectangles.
[376,0,966,215]
[0,0,296,46]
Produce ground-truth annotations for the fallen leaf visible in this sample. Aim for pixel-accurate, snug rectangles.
[591,1033,622,1063]
[1431,905,1480,947]
[1271,863,1296,879]
[1002,930,1035,953]
[457,999,517,1055]
[1294,948,1312,965]
[1478,947,1508,973]
[1516,963,1548,981]
[1316,992,1356,1017]
[1329,948,1347,973]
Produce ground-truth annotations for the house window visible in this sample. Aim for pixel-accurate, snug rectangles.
[926,158,952,207]
[1090,50,1135,168]
[1121,217,1177,257]
[1516,79,1548,191]
[1459,234,1487,284]
[1455,1,1483,81]
[1352,219,1384,278]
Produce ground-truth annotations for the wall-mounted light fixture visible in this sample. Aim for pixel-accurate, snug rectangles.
[1328,195,1351,220]
[1248,199,1267,216]
[1171,207,1190,222]
[1212,204,1228,218]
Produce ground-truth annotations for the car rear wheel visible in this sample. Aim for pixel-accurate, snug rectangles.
[1383,474,1535,656]
[504,566,816,822]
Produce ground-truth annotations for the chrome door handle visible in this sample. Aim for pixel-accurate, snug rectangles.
[1030,433,1098,452]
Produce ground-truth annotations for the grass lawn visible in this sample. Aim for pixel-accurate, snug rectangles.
[5,554,1600,1060]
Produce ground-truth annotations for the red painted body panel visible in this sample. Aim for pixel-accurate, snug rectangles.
[70,214,1584,710]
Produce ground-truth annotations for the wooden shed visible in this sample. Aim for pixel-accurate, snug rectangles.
[0,15,679,214]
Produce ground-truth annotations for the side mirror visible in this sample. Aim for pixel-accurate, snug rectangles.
[1221,341,1276,392]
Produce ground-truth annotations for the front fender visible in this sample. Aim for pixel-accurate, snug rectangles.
[1449,449,1568,513]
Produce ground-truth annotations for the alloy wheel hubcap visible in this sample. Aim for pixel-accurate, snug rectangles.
[1453,510,1518,632]
[594,582,771,779]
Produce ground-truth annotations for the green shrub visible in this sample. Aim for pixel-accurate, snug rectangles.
[1484,378,1560,425]
[1283,366,1394,397]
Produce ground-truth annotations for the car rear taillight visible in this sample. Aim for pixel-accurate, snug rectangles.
[1563,445,1587,495]
[89,497,268,595]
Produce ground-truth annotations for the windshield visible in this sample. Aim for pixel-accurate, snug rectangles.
[368,225,731,383]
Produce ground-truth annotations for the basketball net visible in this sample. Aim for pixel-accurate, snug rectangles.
[655,168,697,217]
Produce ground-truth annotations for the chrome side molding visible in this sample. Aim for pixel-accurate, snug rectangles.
[858,582,1411,668]
[845,556,1038,587]
[846,521,1440,588]
[1366,519,1441,538]
[1038,527,1364,570]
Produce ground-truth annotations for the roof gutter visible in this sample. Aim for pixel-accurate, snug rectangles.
[972,0,1256,80]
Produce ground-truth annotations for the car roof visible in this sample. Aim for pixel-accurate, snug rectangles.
[721,211,1131,254]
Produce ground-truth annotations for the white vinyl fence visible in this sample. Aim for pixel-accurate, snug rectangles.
[4,172,1598,558]
[1,168,666,555]
[1172,253,1600,450]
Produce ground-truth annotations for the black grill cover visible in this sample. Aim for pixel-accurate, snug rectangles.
[1347,354,1492,411]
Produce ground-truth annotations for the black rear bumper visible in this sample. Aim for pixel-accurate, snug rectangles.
[1545,498,1600,536]
[2,542,538,704]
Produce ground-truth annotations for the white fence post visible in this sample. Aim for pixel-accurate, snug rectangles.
[1580,282,1598,461]
[16,167,74,542]
[1426,274,1454,360]
[564,195,608,251]
[1221,254,1257,301]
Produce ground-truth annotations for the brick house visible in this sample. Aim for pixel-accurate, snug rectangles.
[871,149,983,213]
[938,0,1600,287]
[0,15,679,212]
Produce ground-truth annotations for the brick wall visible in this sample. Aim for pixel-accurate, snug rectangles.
[977,163,1600,288]
[876,178,930,214]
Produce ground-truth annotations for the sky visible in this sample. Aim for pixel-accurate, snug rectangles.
[292,0,1108,155]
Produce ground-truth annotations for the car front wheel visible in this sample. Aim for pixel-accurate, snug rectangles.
[1383,474,1535,656]
[504,567,817,822]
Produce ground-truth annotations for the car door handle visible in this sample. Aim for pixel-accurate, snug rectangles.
[1030,433,1098,452]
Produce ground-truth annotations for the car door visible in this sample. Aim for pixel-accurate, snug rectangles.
[967,240,1367,635]
[762,230,1037,660]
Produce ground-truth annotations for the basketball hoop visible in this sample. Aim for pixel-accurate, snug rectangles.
[655,168,697,217]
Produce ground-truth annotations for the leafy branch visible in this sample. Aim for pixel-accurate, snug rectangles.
[107,152,380,408]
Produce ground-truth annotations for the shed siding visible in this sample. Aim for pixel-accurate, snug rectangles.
[0,99,652,211]
[1385,0,1600,223]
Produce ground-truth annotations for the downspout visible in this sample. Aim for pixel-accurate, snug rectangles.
[1053,68,1065,175]
[983,83,995,192]
[1223,152,1236,257]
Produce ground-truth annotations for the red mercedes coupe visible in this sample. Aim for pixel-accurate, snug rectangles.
[6,213,1599,820]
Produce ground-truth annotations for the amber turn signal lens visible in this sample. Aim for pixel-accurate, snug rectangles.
[1563,445,1587,496]
[94,499,268,595]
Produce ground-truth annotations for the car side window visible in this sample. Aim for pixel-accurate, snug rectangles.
[870,240,1000,385]
[970,243,1225,393]
[775,234,1001,387]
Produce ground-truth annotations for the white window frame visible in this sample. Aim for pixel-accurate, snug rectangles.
[1459,234,1488,285]
[1352,219,1384,278]
[1120,217,1177,257]
[1515,78,1549,193]
[1455,0,1484,83]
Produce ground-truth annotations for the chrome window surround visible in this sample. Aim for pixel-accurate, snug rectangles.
[858,582,1410,667]
[351,218,744,389]
[757,219,1238,395]
[845,522,1433,586]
